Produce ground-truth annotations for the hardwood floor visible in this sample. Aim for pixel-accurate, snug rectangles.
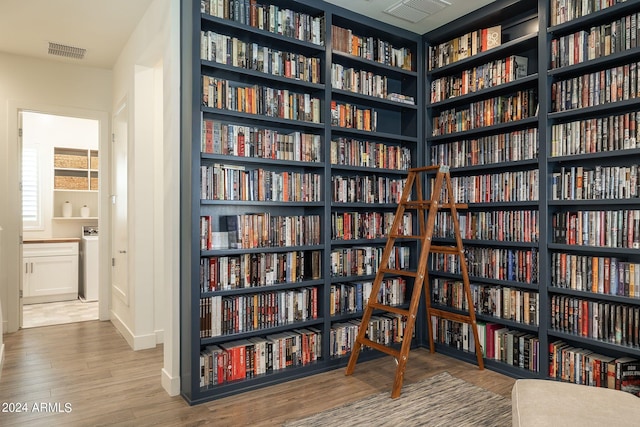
[0,321,515,426]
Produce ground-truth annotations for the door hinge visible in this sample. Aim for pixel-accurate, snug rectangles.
[19,128,23,137]
[19,289,23,298]
[112,133,115,142]
[112,258,115,267]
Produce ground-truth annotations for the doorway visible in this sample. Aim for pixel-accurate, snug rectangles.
[20,111,101,328]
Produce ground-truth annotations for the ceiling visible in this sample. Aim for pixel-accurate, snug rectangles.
[328,0,496,34]
[0,0,154,69]
[0,0,492,69]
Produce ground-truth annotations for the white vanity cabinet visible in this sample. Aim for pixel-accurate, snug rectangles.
[23,241,79,304]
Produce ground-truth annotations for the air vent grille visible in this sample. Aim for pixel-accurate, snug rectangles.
[384,0,452,23]
[48,42,86,60]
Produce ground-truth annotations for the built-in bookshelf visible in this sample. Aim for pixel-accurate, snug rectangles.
[182,0,640,404]
[546,0,640,393]
[425,0,542,378]
[181,0,422,404]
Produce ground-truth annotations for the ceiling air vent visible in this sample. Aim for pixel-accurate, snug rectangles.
[384,0,452,23]
[48,42,86,60]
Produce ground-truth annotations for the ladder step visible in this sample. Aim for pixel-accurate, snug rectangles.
[367,302,411,317]
[357,337,402,358]
[402,201,468,210]
[429,307,476,324]
[388,233,426,240]
[429,245,461,255]
[379,268,418,278]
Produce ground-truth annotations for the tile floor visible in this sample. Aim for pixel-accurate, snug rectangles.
[22,298,99,328]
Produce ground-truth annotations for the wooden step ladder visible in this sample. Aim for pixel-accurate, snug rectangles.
[345,165,484,398]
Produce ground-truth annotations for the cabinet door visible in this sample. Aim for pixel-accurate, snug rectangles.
[25,255,78,297]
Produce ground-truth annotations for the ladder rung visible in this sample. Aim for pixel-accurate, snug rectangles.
[403,201,434,208]
[429,245,461,255]
[429,307,475,324]
[388,233,425,240]
[402,201,468,210]
[367,302,411,317]
[439,203,469,210]
[357,337,402,358]
[379,268,418,278]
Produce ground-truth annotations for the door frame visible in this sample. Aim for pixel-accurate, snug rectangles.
[6,101,110,332]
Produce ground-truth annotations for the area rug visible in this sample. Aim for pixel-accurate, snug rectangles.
[284,372,511,427]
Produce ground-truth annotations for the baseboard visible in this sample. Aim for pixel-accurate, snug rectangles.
[155,328,164,344]
[110,311,157,351]
[161,367,180,396]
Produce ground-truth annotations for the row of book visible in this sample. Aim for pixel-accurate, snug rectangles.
[552,210,640,249]
[551,165,639,201]
[548,340,639,394]
[441,169,540,203]
[551,12,640,69]
[331,211,412,241]
[550,0,629,26]
[430,55,528,103]
[430,128,539,168]
[330,101,377,132]
[550,112,639,157]
[199,251,322,292]
[431,247,539,284]
[201,0,325,46]
[434,209,540,243]
[431,318,540,372]
[330,137,411,170]
[201,118,322,162]
[200,30,321,83]
[551,253,640,298]
[428,25,502,71]
[331,63,388,99]
[331,174,406,204]
[330,314,409,357]
[550,294,640,349]
[330,246,410,278]
[331,25,413,71]
[199,327,322,387]
[200,286,318,338]
[432,278,540,326]
[202,76,322,123]
[199,213,321,251]
[330,278,406,316]
[432,89,538,136]
[551,62,639,112]
[201,163,322,202]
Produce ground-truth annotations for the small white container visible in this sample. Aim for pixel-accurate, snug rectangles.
[62,201,72,218]
[80,205,90,218]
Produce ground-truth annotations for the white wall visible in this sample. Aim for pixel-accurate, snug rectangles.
[110,0,181,395]
[0,51,112,334]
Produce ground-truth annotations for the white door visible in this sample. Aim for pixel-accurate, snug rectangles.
[111,102,129,304]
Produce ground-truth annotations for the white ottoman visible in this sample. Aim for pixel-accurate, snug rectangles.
[512,379,640,426]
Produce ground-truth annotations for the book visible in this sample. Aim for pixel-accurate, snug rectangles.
[485,25,502,50]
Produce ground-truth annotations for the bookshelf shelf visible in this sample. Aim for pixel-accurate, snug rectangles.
[429,74,539,109]
[547,0,640,35]
[428,32,539,77]
[430,117,539,142]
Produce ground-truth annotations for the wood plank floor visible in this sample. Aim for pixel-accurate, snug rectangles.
[0,320,515,426]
